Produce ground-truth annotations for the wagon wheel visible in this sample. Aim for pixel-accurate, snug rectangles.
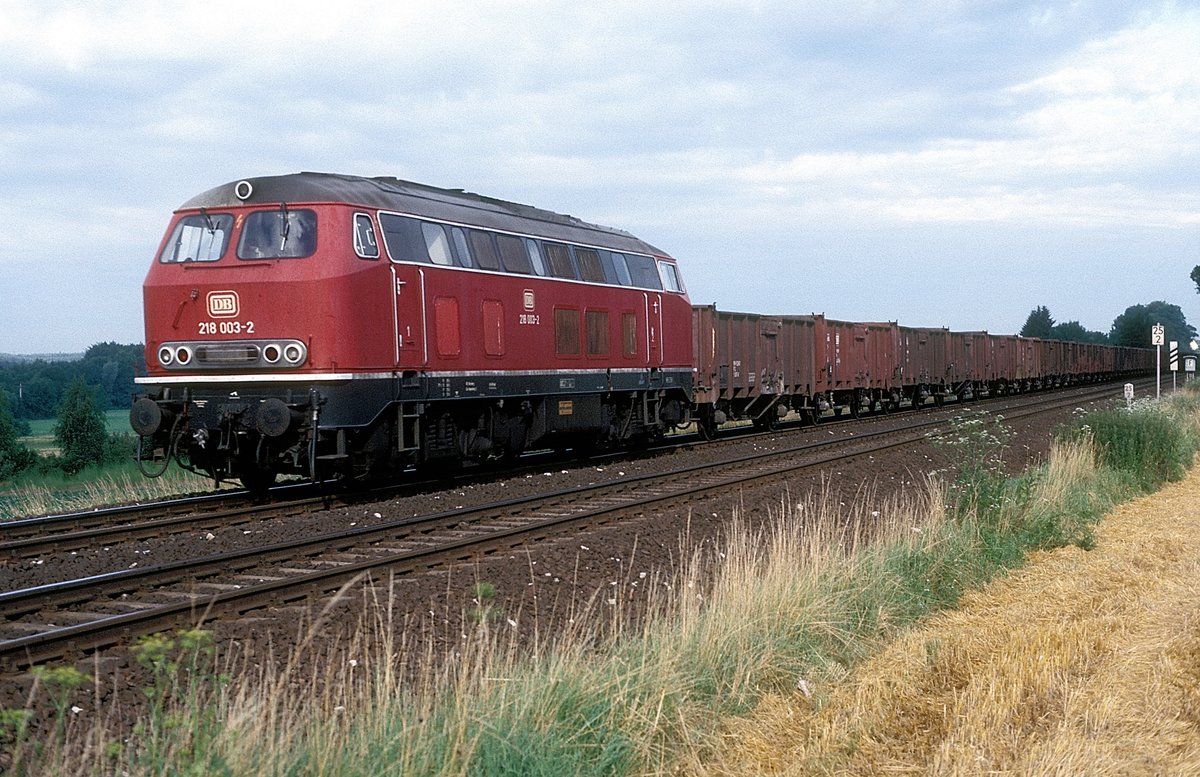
[753,412,778,432]
[810,398,823,426]
[697,408,719,440]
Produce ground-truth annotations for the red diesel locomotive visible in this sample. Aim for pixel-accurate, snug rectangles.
[132,172,1153,489]
[131,173,694,489]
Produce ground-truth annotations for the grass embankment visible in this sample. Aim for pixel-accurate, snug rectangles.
[0,410,216,520]
[13,391,1200,775]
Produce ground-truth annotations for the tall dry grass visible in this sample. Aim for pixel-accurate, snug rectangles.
[708,431,1200,775]
[0,468,216,521]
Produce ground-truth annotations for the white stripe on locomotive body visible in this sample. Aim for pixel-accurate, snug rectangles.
[136,367,677,386]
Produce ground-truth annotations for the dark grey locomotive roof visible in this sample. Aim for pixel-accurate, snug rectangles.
[181,172,666,256]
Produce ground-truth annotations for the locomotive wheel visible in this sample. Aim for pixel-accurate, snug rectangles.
[239,468,277,493]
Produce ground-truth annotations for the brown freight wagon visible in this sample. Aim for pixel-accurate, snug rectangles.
[898,325,949,408]
[945,330,988,401]
[811,316,902,418]
[690,305,815,435]
[988,334,1022,395]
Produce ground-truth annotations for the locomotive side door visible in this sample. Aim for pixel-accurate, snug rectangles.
[646,292,664,367]
[391,265,428,367]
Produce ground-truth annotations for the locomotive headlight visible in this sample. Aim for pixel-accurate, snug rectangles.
[262,343,282,364]
[283,343,305,365]
[158,346,174,366]
[175,346,192,365]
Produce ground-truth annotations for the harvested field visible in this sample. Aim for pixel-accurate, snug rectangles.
[707,462,1200,775]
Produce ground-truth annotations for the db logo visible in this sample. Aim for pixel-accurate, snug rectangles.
[207,291,240,318]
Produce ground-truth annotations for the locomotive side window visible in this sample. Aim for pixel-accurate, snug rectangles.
[451,227,472,267]
[468,230,502,271]
[421,222,454,266]
[543,243,577,279]
[524,239,547,275]
[497,234,533,274]
[574,248,606,283]
[659,261,684,293]
[379,214,427,262]
[624,254,664,290]
[238,209,317,259]
[586,310,610,355]
[160,213,234,263]
[622,312,638,356]
[353,213,379,259]
[555,308,581,355]
[606,252,633,286]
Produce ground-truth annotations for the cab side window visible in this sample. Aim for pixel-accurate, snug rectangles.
[354,213,379,259]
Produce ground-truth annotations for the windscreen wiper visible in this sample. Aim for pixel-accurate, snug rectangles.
[278,202,290,251]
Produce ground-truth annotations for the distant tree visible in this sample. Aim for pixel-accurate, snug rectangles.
[1191,265,1200,295]
[54,377,107,474]
[1019,306,1055,338]
[1110,301,1196,348]
[0,389,36,479]
[0,341,145,420]
[1049,321,1108,344]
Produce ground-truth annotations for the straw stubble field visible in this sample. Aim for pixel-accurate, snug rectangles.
[710,458,1200,775]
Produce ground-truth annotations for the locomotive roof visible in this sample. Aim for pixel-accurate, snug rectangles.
[180,172,667,256]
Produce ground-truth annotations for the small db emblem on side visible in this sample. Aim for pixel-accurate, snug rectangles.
[207,291,239,318]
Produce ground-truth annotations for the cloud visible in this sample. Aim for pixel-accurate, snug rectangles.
[0,1,1197,351]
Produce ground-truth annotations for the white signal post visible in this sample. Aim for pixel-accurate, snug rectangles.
[1152,323,1165,398]
[1170,340,1179,392]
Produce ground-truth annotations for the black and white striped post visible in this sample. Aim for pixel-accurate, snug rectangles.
[1152,323,1164,399]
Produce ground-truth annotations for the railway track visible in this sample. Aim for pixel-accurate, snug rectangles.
[0,378,1147,671]
[1,378,1146,555]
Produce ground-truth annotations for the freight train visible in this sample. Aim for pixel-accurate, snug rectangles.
[130,173,1153,489]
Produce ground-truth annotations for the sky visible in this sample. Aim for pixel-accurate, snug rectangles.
[1,0,1198,354]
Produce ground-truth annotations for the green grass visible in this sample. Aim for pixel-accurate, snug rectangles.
[18,409,130,454]
[1,409,222,520]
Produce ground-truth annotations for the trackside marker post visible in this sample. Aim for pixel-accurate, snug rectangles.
[1152,324,1164,399]
[1170,340,1178,392]
[1125,382,1134,411]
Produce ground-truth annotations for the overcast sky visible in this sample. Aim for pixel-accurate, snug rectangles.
[1,0,1197,354]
